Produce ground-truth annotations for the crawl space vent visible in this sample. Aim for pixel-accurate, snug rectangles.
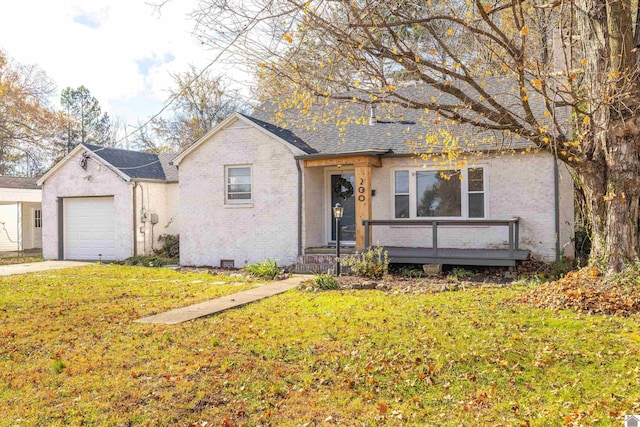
[220,259,235,269]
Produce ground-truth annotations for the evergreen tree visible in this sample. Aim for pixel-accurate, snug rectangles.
[60,85,111,152]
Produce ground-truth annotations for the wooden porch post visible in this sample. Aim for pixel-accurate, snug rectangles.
[354,164,372,250]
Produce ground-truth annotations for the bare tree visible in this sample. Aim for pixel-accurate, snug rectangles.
[134,65,247,152]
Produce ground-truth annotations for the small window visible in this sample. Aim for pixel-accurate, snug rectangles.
[468,168,484,218]
[394,170,410,218]
[34,209,42,228]
[226,165,252,203]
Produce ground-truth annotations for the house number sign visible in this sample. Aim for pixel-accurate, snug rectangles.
[357,178,366,202]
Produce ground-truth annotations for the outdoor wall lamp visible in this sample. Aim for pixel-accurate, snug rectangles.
[333,203,344,275]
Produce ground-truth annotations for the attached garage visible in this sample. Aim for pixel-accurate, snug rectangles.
[63,197,115,261]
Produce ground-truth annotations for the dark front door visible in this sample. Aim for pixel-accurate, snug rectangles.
[330,173,356,242]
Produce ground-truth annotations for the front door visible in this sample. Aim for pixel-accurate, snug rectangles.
[329,172,356,243]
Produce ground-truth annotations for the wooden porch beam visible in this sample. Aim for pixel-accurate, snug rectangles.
[304,155,382,168]
[354,165,373,249]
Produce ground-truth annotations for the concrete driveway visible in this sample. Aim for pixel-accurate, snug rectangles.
[0,260,90,276]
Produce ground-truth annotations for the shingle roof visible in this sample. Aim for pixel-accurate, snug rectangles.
[83,144,178,181]
[240,113,317,154]
[250,77,567,156]
[158,152,179,182]
[0,176,39,189]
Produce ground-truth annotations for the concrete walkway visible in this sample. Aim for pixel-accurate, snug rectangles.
[135,275,307,325]
[0,260,90,276]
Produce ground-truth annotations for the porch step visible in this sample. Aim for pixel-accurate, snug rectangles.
[291,254,336,274]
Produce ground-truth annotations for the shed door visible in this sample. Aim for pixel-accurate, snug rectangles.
[64,197,115,260]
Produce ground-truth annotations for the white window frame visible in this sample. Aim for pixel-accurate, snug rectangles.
[34,209,42,228]
[391,166,487,219]
[225,165,253,204]
[467,167,485,218]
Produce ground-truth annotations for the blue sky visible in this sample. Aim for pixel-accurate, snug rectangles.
[0,0,244,125]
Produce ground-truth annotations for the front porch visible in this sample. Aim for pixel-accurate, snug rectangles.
[381,246,529,267]
[299,153,532,272]
[294,218,529,273]
[297,245,528,271]
[363,218,528,267]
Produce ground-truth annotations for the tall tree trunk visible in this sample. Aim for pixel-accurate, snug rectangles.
[575,0,640,275]
[602,126,640,272]
[576,137,640,275]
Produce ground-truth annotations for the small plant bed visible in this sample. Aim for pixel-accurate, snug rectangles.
[122,255,178,267]
[334,264,518,293]
[245,258,283,279]
[298,273,341,292]
[179,266,252,277]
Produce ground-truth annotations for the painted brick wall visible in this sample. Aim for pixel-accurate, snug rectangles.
[40,153,134,260]
[178,119,300,267]
[302,167,324,248]
[134,181,179,256]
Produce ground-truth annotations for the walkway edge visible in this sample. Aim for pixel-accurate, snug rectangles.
[134,275,308,325]
[0,260,90,276]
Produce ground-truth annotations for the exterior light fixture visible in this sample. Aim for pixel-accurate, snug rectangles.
[333,203,344,275]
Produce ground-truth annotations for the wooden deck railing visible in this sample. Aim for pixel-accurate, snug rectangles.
[362,217,521,258]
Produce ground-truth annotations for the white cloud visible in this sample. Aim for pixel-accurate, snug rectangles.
[0,0,221,123]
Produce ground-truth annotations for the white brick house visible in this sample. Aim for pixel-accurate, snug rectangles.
[172,114,308,267]
[173,110,574,269]
[39,91,574,267]
[37,144,178,261]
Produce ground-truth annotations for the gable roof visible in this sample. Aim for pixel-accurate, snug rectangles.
[172,112,312,166]
[158,152,179,181]
[0,176,39,190]
[239,114,316,154]
[37,143,178,186]
[250,77,567,156]
[83,144,177,181]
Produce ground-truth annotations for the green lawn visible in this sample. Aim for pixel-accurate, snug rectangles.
[1,265,639,426]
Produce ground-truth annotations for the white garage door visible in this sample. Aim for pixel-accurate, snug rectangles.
[64,197,116,261]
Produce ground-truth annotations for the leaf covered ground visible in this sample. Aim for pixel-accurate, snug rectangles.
[2,265,640,426]
[521,266,640,316]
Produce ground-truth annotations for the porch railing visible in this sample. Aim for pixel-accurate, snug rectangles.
[362,217,521,258]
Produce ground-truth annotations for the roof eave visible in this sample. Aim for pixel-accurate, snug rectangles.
[294,149,392,161]
[130,178,178,184]
[36,144,89,186]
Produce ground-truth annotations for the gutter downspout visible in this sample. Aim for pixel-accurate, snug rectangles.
[132,183,137,257]
[554,157,561,263]
[296,159,303,256]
